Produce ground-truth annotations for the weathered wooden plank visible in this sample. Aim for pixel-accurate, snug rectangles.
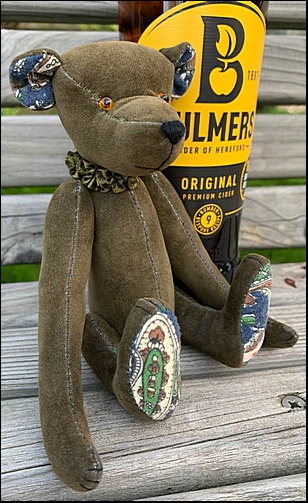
[1,113,306,187]
[2,263,306,326]
[1,32,306,107]
[0,1,119,24]
[240,185,306,250]
[1,262,306,398]
[1,29,119,107]
[1,185,306,265]
[1,115,74,187]
[267,1,307,30]
[258,35,306,105]
[249,113,306,179]
[1,193,50,265]
[1,304,306,398]
[134,473,307,501]
[1,367,305,501]
[1,1,306,29]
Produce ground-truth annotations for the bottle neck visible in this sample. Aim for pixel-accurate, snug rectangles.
[118,1,164,42]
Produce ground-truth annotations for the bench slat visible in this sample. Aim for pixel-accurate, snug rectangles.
[2,263,306,325]
[1,114,306,187]
[259,34,306,105]
[1,1,306,29]
[1,367,305,501]
[2,260,305,398]
[240,185,306,250]
[0,0,119,24]
[267,1,307,30]
[1,31,306,107]
[134,474,306,501]
[1,303,306,398]
[1,29,118,107]
[1,185,306,265]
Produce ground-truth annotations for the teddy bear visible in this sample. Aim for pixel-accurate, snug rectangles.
[9,40,298,492]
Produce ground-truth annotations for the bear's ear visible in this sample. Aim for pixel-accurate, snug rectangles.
[9,49,62,110]
[160,42,196,99]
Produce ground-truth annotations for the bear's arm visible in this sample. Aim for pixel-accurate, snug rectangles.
[39,178,94,335]
[142,172,229,308]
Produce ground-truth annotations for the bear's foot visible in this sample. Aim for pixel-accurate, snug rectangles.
[176,254,272,368]
[263,316,299,348]
[113,298,181,421]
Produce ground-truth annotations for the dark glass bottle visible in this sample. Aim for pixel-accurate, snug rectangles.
[119,1,164,42]
[119,1,269,283]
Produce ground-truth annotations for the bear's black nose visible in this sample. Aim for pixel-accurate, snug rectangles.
[161,120,186,145]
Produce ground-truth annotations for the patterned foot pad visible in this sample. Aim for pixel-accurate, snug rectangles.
[241,263,272,363]
[129,309,181,421]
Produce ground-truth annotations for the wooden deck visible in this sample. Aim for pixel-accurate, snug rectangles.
[1,263,306,501]
[1,0,306,500]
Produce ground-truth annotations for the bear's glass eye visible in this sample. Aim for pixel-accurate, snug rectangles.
[158,92,169,102]
[98,97,114,111]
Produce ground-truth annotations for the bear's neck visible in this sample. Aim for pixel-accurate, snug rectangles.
[65,151,139,194]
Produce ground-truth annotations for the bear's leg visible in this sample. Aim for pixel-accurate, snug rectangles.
[83,299,181,421]
[82,313,120,394]
[143,172,299,352]
[175,254,273,367]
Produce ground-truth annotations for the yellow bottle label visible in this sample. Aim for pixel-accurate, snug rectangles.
[139,1,266,237]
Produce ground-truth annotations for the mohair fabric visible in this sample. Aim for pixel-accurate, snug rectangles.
[34,41,190,491]
[264,317,299,347]
[52,41,183,178]
[143,172,299,352]
[10,40,299,492]
[87,180,175,336]
[142,172,230,309]
[175,254,270,368]
[38,179,102,491]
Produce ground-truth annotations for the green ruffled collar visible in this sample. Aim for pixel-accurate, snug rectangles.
[65,151,139,194]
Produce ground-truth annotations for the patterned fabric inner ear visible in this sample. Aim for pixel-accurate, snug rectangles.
[173,44,196,99]
[9,51,61,110]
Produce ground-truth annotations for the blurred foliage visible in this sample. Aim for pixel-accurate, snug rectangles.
[1,186,57,195]
[1,264,41,283]
[240,248,306,264]
[247,178,305,187]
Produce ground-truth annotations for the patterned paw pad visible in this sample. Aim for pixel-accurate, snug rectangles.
[241,263,272,363]
[129,310,181,420]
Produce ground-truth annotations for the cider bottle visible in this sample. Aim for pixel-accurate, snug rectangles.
[119,1,269,283]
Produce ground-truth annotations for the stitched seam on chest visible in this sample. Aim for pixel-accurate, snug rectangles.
[64,181,100,465]
[152,173,228,292]
[129,190,162,301]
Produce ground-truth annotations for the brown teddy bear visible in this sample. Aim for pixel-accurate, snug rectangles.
[9,40,298,492]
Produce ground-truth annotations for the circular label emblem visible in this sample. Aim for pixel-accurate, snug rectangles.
[240,161,249,201]
[193,204,223,235]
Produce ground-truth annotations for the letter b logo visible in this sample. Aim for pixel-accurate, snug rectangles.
[197,16,245,103]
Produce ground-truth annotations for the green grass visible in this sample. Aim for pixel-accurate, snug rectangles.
[240,248,306,264]
[1,264,41,283]
[2,247,305,284]
[1,186,58,195]
[247,178,306,187]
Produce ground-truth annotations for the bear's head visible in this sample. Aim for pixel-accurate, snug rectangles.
[10,41,195,177]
